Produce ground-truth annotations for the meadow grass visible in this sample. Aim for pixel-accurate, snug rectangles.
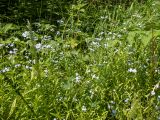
[0,0,160,119]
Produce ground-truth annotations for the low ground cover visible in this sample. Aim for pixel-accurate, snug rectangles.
[0,0,160,119]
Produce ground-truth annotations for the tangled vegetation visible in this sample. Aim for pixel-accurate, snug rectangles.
[0,0,160,119]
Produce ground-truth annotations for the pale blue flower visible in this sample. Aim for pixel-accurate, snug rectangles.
[112,110,116,116]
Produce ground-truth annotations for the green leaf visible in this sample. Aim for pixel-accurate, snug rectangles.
[7,98,17,119]
[2,24,13,33]
[127,30,160,46]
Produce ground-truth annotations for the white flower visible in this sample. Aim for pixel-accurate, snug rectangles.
[92,41,98,45]
[124,98,129,103]
[75,73,81,83]
[110,101,115,104]
[100,32,104,35]
[1,67,10,73]
[8,43,14,47]
[44,69,48,73]
[154,83,159,89]
[89,48,95,52]
[100,16,108,19]
[22,31,35,39]
[151,90,155,96]
[108,32,112,35]
[13,48,18,51]
[22,31,30,38]
[108,104,111,109]
[128,68,137,73]
[89,90,94,98]
[104,43,108,48]
[42,35,52,41]
[25,65,32,70]
[117,34,122,38]
[35,43,42,49]
[92,74,99,80]
[15,64,21,68]
[57,19,64,24]
[82,105,87,112]
[95,38,102,41]
[56,31,60,35]
[44,69,48,77]
[73,96,78,102]
[9,50,16,54]
[42,44,52,49]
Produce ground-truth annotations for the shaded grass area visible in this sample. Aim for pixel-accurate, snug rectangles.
[0,0,160,119]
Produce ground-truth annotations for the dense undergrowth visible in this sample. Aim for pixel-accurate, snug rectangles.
[0,0,160,119]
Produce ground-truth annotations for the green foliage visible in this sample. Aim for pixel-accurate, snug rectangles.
[0,0,160,119]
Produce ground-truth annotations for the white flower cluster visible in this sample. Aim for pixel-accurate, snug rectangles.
[151,82,160,96]
[82,105,87,112]
[0,67,10,73]
[128,68,137,73]
[75,73,81,83]
[34,43,52,50]
[22,31,38,40]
